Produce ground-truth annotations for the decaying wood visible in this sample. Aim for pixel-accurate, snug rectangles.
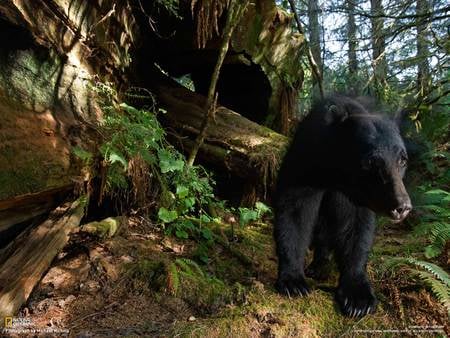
[150,70,289,200]
[0,185,73,233]
[80,217,125,239]
[0,0,138,204]
[188,0,249,166]
[0,197,87,317]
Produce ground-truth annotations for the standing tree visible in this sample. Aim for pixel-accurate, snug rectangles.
[347,0,359,92]
[370,0,387,98]
[416,0,431,97]
[308,0,323,98]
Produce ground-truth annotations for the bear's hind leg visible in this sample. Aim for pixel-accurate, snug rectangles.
[274,187,324,297]
[306,242,333,281]
[306,214,333,280]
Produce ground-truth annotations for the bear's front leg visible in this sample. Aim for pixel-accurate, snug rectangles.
[274,187,324,297]
[333,205,377,317]
[336,273,377,317]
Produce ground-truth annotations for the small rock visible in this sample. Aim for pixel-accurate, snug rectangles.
[188,316,196,321]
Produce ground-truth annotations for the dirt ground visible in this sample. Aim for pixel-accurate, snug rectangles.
[9,216,450,337]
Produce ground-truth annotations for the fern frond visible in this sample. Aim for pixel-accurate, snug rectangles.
[381,256,450,314]
[406,258,450,287]
[166,262,180,295]
[176,258,205,277]
[413,270,450,315]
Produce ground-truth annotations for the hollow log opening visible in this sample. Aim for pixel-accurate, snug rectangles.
[191,63,272,124]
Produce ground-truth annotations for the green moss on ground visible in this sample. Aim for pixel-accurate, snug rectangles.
[162,221,448,337]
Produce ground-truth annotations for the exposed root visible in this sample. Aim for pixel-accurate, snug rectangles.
[191,0,231,48]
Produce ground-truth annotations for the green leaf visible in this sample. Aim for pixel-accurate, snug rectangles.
[72,146,93,163]
[419,189,450,205]
[183,197,196,209]
[176,185,189,198]
[200,214,211,223]
[425,245,441,259]
[255,201,271,216]
[119,102,140,115]
[239,208,259,226]
[158,207,178,223]
[175,229,189,239]
[201,228,213,241]
[108,151,128,169]
[158,150,184,173]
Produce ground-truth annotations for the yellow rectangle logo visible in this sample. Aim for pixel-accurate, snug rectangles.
[4,317,13,328]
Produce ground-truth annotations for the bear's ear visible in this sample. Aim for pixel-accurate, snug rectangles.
[393,108,410,127]
[327,104,348,124]
[393,108,414,135]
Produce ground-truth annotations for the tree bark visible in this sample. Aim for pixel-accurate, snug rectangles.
[416,0,431,96]
[347,0,358,85]
[371,0,387,98]
[308,0,323,99]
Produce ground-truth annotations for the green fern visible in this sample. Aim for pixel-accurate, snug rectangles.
[414,187,450,258]
[424,222,450,258]
[166,262,180,295]
[385,257,450,315]
[415,270,450,311]
[175,258,205,277]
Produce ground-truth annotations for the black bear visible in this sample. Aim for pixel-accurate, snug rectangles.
[274,95,411,317]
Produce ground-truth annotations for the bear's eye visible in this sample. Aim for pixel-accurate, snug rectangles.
[398,156,408,167]
[362,157,377,170]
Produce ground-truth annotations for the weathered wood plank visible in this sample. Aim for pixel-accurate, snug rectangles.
[0,185,73,233]
[0,196,87,317]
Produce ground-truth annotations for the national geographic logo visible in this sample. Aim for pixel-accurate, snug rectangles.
[2,316,32,328]
[4,317,12,328]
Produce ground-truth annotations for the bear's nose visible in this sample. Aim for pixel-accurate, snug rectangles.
[390,203,412,221]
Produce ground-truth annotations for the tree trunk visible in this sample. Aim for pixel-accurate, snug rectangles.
[347,0,358,92]
[416,0,431,96]
[371,0,387,98]
[308,0,323,98]
[0,0,137,234]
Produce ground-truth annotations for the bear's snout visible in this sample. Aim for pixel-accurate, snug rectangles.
[389,200,412,221]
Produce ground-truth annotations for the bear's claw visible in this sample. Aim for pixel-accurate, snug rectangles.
[336,280,377,318]
[276,276,311,298]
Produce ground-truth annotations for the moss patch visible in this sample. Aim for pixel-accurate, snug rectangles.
[22,216,449,336]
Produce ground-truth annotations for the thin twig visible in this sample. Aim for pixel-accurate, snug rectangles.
[187,0,249,166]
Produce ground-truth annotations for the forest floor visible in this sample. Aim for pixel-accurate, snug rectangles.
[16,216,449,337]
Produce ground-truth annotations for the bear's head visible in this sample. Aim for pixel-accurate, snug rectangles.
[333,112,412,222]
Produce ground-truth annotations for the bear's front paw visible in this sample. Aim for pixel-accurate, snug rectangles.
[336,278,377,317]
[275,276,311,297]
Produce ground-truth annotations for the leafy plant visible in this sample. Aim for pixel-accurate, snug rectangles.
[238,201,272,226]
[154,0,181,19]
[72,146,93,165]
[384,257,450,315]
[89,82,219,245]
[413,188,450,258]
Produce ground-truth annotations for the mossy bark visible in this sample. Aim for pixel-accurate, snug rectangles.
[0,0,138,230]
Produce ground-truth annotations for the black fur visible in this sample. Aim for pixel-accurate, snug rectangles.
[274,95,411,317]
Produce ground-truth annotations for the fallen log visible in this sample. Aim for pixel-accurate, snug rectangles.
[0,196,87,318]
[0,185,73,234]
[149,71,289,203]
